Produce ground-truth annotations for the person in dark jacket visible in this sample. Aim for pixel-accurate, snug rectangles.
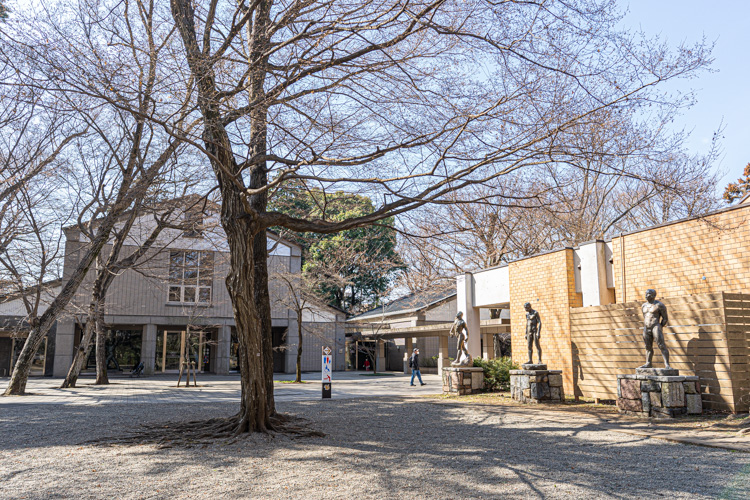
[410,348,426,386]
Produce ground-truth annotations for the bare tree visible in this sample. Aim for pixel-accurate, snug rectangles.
[0,0,196,395]
[164,0,714,435]
[4,0,714,435]
[274,271,319,383]
[61,202,189,388]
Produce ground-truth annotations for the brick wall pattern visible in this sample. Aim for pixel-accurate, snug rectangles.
[509,249,582,395]
[611,205,750,303]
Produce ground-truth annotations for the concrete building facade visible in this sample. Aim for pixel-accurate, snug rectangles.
[1,199,346,378]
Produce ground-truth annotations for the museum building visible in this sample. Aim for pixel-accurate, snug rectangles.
[0,198,346,378]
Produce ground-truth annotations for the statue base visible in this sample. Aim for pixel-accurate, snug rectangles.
[442,367,484,396]
[617,373,702,418]
[510,367,564,404]
[635,367,680,376]
[522,363,547,371]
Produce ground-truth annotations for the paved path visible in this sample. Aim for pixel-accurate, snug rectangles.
[2,371,748,454]
[0,371,441,405]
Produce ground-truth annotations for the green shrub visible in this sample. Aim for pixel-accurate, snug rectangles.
[421,355,438,368]
[473,356,517,391]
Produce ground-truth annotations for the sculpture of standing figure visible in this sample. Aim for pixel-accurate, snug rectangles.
[449,311,472,366]
[524,302,542,364]
[639,289,671,369]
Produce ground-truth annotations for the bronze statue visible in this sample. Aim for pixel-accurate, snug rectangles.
[639,289,671,369]
[524,302,542,364]
[449,311,472,366]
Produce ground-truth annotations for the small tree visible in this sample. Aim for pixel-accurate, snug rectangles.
[61,204,190,388]
[724,164,750,204]
[274,271,317,383]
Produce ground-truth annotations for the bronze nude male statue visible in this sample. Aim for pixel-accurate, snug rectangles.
[449,311,472,366]
[524,302,542,364]
[639,289,671,369]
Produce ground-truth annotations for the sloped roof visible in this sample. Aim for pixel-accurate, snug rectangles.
[348,288,456,322]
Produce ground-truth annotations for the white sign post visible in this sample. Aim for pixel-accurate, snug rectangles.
[322,346,332,398]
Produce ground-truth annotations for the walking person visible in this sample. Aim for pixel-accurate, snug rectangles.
[410,348,426,386]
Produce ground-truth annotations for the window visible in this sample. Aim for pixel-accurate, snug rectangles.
[168,250,213,304]
[182,208,204,238]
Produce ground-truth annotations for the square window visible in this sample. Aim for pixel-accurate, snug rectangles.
[170,251,183,267]
[169,268,183,283]
[198,287,211,303]
[185,251,200,267]
[184,269,198,284]
[183,287,196,303]
[168,286,181,302]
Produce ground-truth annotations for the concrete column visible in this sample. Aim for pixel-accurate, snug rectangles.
[215,325,232,374]
[577,240,613,307]
[456,272,481,360]
[52,320,76,377]
[403,337,413,374]
[142,324,157,375]
[438,335,449,370]
[482,333,495,360]
[375,339,386,372]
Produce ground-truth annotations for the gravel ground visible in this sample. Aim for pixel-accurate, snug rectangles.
[1,398,749,499]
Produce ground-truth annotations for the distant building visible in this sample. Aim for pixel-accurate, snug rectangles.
[346,289,509,372]
[0,280,61,377]
[0,197,346,377]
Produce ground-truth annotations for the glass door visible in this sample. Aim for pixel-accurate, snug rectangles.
[156,331,184,372]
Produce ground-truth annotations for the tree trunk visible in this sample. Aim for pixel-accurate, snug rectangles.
[62,261,106,388]
[61,320,95,388]
[170,0,275,432]
[295,309,303,383]
[3,219,118,395]
[62,212,165,388]
[94,297,109,385]
[223,212,271,432]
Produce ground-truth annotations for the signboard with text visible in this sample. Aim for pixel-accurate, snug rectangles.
[322,346,332,398]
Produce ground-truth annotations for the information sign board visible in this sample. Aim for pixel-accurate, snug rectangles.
[322,346,332,398]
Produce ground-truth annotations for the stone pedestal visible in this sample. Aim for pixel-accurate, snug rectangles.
[510,364,564,404]
[617,371,702,418]
[442,367,484,395]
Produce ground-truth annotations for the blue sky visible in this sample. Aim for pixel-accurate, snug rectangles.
[622,0,749,187]
[8,0,746,189]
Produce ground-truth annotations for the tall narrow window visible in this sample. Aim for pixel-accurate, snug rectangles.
[168,250,213,303]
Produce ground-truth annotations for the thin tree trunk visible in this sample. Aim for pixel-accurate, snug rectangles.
[3,216,120,395]
[295,309,303,383]
[62,212,166,388]
[94,296,109,385]
[61,318,96,388]
[62,260,106,388]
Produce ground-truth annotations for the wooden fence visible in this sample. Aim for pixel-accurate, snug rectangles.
[570,292,750,412]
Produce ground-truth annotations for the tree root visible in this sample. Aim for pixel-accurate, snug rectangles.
[84,412,324,448]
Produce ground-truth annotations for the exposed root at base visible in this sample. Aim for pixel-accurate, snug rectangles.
[84,412,325,448]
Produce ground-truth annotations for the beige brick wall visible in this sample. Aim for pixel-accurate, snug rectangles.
[612,204,750,303]
[509,248,581,395]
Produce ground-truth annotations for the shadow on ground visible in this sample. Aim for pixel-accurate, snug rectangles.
[1,398,748,499]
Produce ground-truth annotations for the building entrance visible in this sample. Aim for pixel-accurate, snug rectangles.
[84,329,142,372]
[156,329,214,373]
[5,337,47,377]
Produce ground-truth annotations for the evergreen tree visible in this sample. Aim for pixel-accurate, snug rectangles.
[271,183,404,313]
